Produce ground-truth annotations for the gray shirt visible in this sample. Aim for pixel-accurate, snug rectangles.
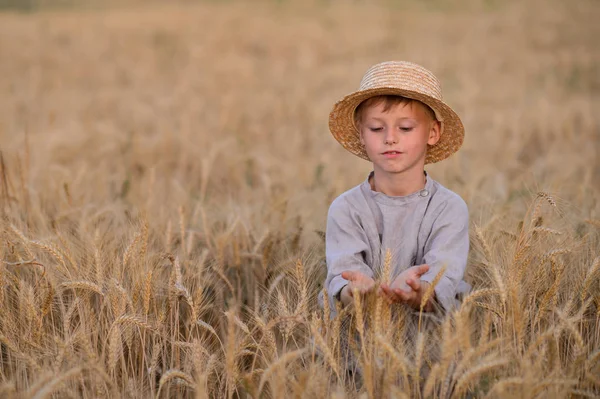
[323,171,470,313]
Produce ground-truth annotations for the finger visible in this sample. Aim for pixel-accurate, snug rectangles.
[382,285,401,303]
[378,286,393,304]
[394,288,413,302]
[380,284,392,299]
[415,264,430,276]
[341,271,357,281]
[407,278,421,292]
[358,284,375,294]
[358,275,375,286]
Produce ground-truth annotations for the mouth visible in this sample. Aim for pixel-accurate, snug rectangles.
[382,151,403,158]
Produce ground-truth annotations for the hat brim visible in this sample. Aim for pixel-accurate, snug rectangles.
[328,87,464,164]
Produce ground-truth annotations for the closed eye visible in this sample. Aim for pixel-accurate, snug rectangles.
[400,127,413,132]
[369,127,383,132]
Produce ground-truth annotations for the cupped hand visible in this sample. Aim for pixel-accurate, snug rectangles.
[339,270,376,306]
[379,264,430,308]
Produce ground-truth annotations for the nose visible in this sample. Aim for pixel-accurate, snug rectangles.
[384,129,397,145]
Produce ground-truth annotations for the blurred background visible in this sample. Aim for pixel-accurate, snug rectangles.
[1,0,598,236]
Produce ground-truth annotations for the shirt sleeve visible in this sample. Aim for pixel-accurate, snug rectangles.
[325,197,374,307]
[420,195,469,311]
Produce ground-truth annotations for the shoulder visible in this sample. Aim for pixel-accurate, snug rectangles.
[328,183,366,219]
[430,180,469,219]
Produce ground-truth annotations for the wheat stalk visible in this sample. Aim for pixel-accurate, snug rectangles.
[257,349,305,396]
[310,319,340,379]
[414,331,426,398]
[32,366,83,399]
[376,334,411,381]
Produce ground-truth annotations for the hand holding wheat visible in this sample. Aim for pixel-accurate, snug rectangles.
[380,264,434,310]
[340,271,376,306]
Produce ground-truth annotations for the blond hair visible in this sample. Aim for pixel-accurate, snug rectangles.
[353,95,437,128]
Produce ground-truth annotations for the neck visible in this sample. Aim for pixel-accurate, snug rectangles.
[370,166,427,197]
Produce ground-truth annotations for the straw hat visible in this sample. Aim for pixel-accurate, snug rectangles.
[328,61,464,164]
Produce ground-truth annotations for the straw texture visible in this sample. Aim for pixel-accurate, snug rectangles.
[328,61,464,164]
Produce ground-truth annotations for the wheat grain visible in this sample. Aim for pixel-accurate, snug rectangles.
[537,191,557,207]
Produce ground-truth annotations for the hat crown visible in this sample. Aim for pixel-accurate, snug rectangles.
[358,61,443,101]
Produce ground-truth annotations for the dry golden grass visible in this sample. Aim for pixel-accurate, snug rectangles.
[0,0,599,397]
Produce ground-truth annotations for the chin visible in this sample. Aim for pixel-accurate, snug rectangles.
[378,165,407,174]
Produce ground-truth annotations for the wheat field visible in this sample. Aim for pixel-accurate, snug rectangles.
[0,0,599,397]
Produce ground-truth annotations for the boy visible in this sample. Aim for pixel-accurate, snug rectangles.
[324,61,470,315]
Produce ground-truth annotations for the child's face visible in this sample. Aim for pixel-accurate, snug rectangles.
[358,100,441,177]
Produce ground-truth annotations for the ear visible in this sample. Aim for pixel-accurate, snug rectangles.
[358,123,366,146]
[427,120,441,146]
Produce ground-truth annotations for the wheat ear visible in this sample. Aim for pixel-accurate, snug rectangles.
[580,257,600,302]
[257,349,305,396]
[294,259,308,318]
[156,369,195,398]
[454,358,508,396]
[419,264,446,331]
[382,248,392,283]
[61,280,104,297]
